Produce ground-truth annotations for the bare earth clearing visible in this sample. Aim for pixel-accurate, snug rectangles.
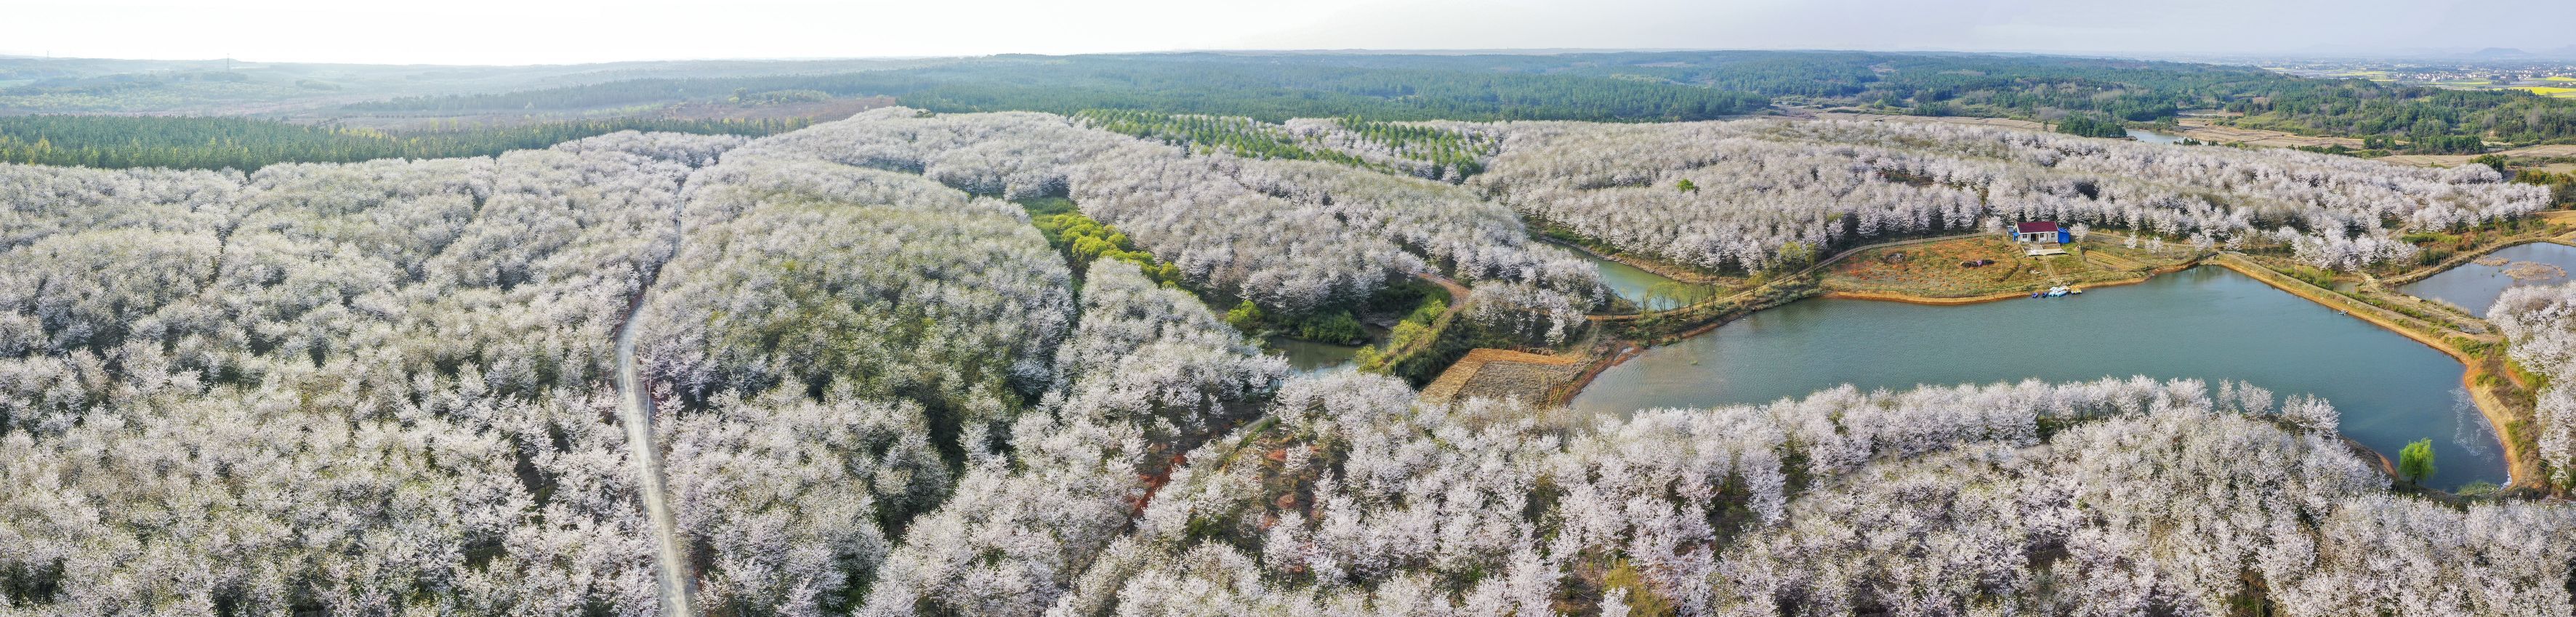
[2169,118,2368,149]
[2378,144,2576,166]
[1820,235,2197,301]
[1419,348,1582,405]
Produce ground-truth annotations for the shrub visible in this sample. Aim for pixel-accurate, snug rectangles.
[1224,301,1264,334]
[1386,321,1431,352]
[2282,265,2338,289]
[1405,299,1447,325]
[1293,311,1366,344]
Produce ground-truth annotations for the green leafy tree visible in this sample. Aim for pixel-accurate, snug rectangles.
[1385,321,1431,352]
[1352,344,1386,371]
[1223,301,1265,334]
[1294,311,1367,344]
[1776,241,1818,270]
[1027,207,1182,286]
[2473,154,2510,175]
[2053,115,2128,138]
[2398,438,2436,485]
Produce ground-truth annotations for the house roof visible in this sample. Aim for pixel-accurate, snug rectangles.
[2014,221,2061,234]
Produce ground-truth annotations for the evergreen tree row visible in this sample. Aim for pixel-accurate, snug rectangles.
[1072,110,1502,180]
[2053,114,2130,138]
[1072,110,1385,171]
[1329,117,1498,176]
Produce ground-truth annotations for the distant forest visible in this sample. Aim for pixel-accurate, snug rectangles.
[344,55,1775,122]
[0,116,808,170]
[346,52,2576,148]
[12,51,2576,171]
[1733,53,2576,148]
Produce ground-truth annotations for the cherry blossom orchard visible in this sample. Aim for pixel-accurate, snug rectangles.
[1475,119,2545,273]
[0,108,2568,617]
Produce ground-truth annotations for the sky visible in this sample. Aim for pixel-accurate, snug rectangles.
[4,0,2572,65]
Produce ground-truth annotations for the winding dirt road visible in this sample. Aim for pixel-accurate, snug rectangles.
[614,301,696,616]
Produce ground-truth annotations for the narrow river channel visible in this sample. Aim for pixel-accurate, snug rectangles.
[1571,266,2507,490]
[2126,129,2186,144]
[1591,252,1715,312]
[2402,241,2576,317]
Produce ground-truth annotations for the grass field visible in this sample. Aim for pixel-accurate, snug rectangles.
[1819,236,2194,299]
[2513,86,2576,97]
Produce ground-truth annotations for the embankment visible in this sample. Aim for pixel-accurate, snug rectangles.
[1822,255,2202,306]
[2211,254,2542,489]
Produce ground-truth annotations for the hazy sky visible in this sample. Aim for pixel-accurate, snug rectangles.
[4,0,2571,65]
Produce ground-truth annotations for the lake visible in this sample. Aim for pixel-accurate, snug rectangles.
[2401,241,2576,317]
[1268,336,1360,374]
[1584,250,1715,312]
[2127,129,2186,144]
[1571,266,2506,490]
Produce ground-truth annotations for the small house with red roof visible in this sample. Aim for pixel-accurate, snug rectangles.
[2013,221,2066,244]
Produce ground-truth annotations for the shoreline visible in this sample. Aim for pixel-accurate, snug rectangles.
[1560,250,2536,490]
[2380,235,2576,287]
[1820,254,2202,307]
[2209,254,2538,489]
[1588,232,1989,323]
[1545,340,1640,407]
[1546,231,2537,489]
[1821,289,2032,305]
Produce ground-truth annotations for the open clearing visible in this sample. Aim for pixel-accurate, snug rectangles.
[1419,348,1583,404]
[1820,235,2194,300]
[2169,118,2367,149]
[2377,144,2576,166]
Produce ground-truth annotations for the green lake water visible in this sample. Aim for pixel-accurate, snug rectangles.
[1586,251,1715,312]
[2127,129,2186,144]
[2401,242,2576,317]
[1268,336,1360,374]
[1571,266,2506,490]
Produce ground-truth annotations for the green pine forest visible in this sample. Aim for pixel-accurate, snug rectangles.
[12,51,2576,172]
[345,55,1774,122]
[0,115,809,170]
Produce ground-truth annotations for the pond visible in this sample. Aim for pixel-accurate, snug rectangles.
[2127,129,2186,145]
[2400,241,2576,317]
[1583,250,1716,312]
[1571,266,2507,490]
[1267,336,1360,374]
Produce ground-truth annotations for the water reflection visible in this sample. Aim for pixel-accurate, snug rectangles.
[1571,266,2506,489]
[2127,129,2185,144]
[1266,336,1360,374]
[2401,242,2576,317]
[1584,250,1715,312]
